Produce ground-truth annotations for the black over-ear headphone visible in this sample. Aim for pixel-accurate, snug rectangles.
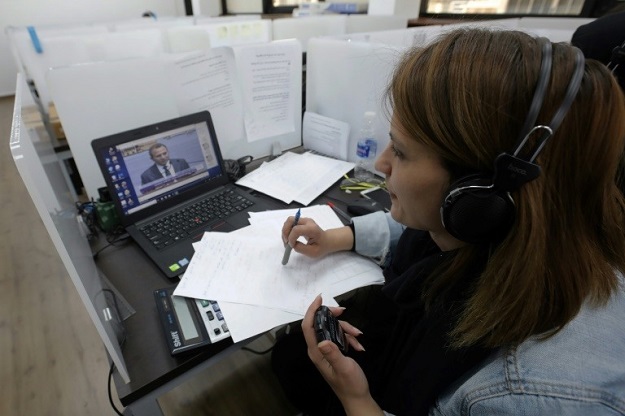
[440,38,586,244]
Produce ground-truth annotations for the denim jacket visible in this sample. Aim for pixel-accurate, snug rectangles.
[431,283,625,416]
[352,212,625,416]
[351,211,404,266]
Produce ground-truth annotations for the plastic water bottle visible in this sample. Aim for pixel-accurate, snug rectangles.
[354,111,378,182]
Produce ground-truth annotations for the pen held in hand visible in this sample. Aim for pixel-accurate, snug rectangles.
[281,208,301,265]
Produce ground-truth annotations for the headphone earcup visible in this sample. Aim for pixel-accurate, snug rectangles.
[441,175,516,243]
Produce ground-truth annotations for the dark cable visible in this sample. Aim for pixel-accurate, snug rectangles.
[108,362,124,416]
[224,155,253,181]
[93,233,130,260]
[103,288,127,416]
[75,200,98,239]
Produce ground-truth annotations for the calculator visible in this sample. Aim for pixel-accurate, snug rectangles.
[154,286,230,355]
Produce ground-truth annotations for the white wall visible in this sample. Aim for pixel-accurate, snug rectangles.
[0,0,185,97]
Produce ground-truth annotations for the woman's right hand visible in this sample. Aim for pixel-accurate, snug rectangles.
[302,295,383,416]
[282,216,354,258]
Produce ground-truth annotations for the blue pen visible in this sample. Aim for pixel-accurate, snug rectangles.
[281,208,301,265]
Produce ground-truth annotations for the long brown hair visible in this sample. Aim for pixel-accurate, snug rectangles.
[387,28,625,348]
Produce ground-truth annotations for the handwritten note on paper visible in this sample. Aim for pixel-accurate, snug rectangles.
[176,231,382,313]
[190,206,345,343]
[294,152,354,206]
[174,205,384,314]
[303,111,351,160]
[167,48,245,144]
[235,152,303,203]
[234,40,301,142]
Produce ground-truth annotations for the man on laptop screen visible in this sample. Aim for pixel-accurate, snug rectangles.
[141,143,190,185]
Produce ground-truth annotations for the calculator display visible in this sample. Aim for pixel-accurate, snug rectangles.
[171,295,200,340]
[154,287,212,355]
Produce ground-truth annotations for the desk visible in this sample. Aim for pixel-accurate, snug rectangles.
[95,164,377,415]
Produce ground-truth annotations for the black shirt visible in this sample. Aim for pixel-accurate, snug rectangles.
[368,229,492,415]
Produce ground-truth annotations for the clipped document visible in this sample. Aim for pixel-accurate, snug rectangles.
[303,111,350,160]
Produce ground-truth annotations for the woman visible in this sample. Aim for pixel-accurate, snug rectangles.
[273,28,625,415]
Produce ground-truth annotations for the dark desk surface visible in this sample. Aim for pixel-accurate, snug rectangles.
[96,237,239,405]
[96,168,381,406]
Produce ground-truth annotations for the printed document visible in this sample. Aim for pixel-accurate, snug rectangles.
[235,40,300,142]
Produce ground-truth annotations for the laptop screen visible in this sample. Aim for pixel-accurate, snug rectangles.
[92,112,228,221]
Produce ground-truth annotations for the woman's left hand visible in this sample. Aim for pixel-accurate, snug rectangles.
[302,295,384,416]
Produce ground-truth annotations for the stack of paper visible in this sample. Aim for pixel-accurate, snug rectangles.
[235,152,355,206]
[174,205,384,342]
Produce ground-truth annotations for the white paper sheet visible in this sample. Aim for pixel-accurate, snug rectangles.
[234,40,300,142]
[303,111,350,160]
[218,295,338,343]
[175,205,384,340]
[168,48,245,145]
[235,151,355,205]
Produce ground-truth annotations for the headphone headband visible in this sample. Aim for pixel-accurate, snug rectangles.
[494,43,585,192]
[516,39,553,146]
[441,37,586,243]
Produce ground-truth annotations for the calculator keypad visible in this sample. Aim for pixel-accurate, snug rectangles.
[195,299,230,343]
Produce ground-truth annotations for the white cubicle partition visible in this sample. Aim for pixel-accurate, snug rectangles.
[163,19,274,56]
[190,19,272,48]
[165,26,213,52]
[10,73,131,383]
[272,15,347,52]
[329,25,442,47]
[47,57,181,200]
[6,24,111,113]
[272,15,408,52]
[108,15,195,32]
[345,15,408,34]
[8,16,271,118]
[6,23,110,74]
[306,38,406,165]
[194,14,262,24]
[306,20,520,169]
[7,26,167,116]
[325,18,521,49]
[48,40,302,200]
[306,17,590,173]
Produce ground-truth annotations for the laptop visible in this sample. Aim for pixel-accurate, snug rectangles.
[91,111,274,278]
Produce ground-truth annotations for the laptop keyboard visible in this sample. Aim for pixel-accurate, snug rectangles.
[139,189,254,250]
